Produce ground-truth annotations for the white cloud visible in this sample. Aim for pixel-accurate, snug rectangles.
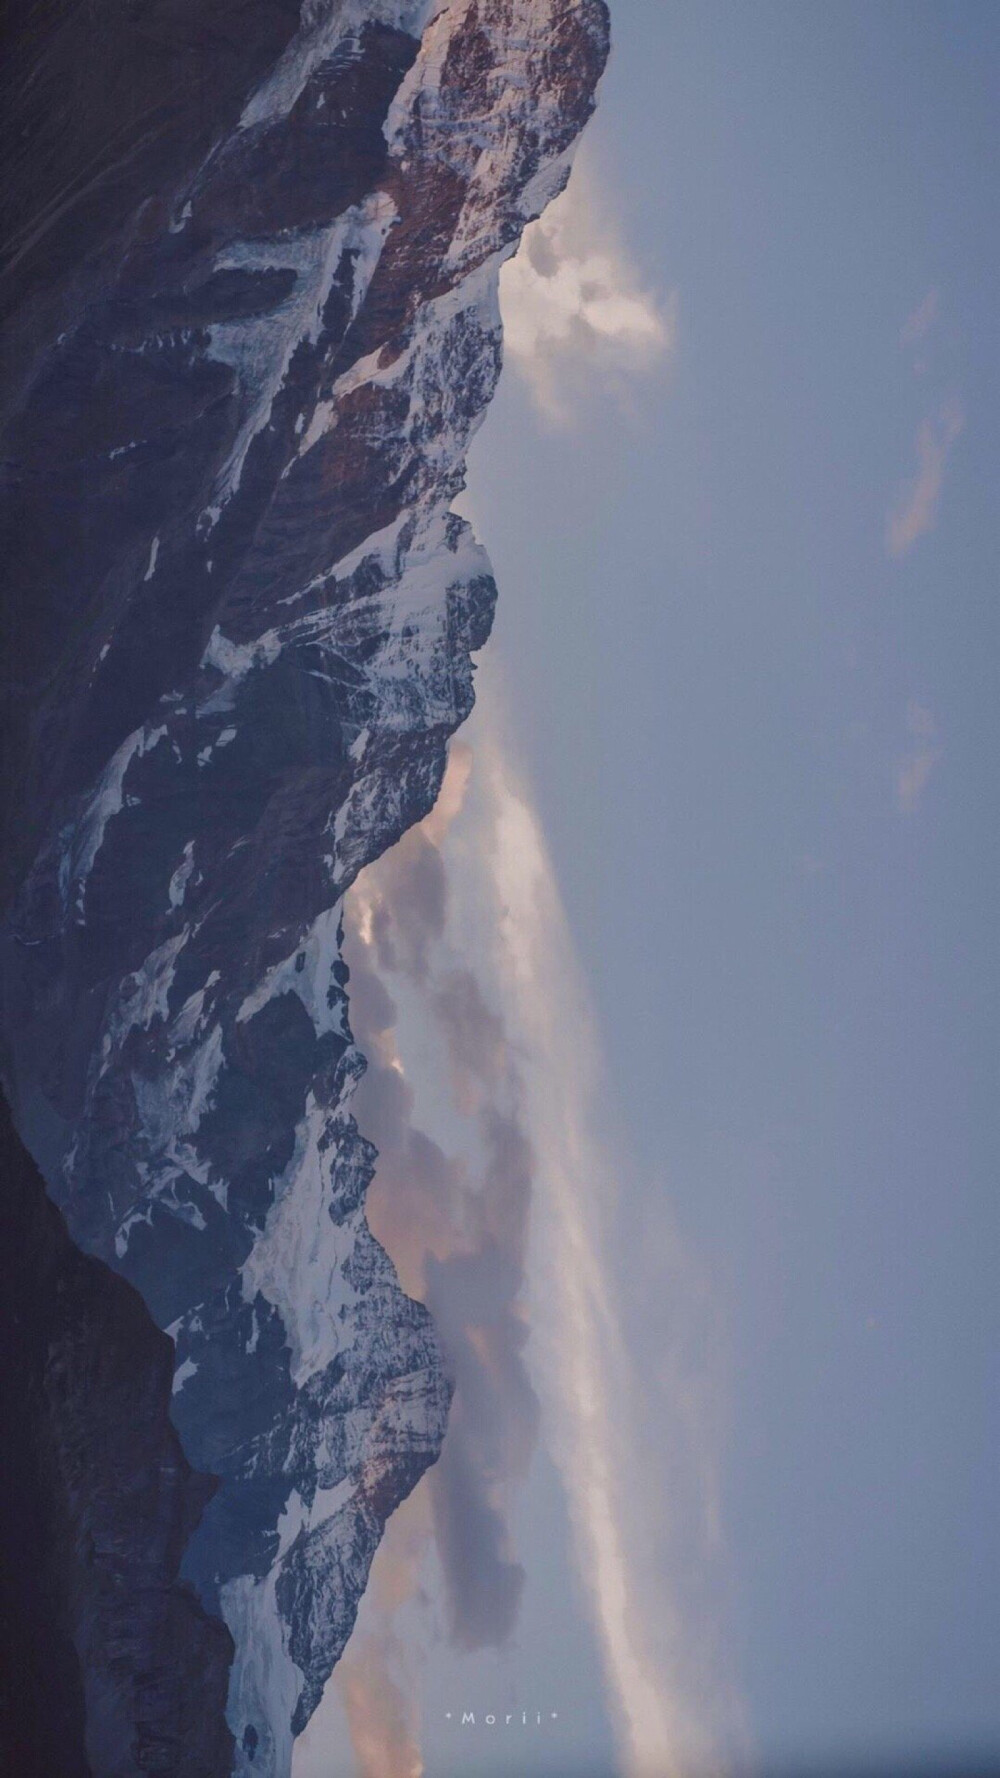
[500,159,675,424]
[467,703,737,1778]
[885,394,964,558]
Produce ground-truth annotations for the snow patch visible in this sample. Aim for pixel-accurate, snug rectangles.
[168,840,196,909]
[240,1094,360,1386]
[172,1356,199,1394]
[113,929,189,1042]
[308,1475,355,1528]
[239,0,432,132]
[235,904,346,1039]
[70,724,168,907]
[222,1570,304,1778]
[204,194,397,513]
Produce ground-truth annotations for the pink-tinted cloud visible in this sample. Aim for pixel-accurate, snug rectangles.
[341,747,542,1666]
[886,395,964,558]
[332,1488,432,1778]
[899,288,940,349]
[329,717,739,1778]
[337,1634,424,1778]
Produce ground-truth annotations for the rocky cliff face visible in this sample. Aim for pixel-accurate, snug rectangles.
[0,1,609,1771]
[0,1093,234,1778]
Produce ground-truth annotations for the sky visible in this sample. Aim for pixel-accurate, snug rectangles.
[295,5,999,1776]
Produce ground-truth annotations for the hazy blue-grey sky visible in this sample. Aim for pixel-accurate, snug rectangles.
[298,6,998,1775]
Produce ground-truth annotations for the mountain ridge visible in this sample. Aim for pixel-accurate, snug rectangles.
[0,2,609,1770]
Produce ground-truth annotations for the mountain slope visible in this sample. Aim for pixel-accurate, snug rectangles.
[0,2,609,1770]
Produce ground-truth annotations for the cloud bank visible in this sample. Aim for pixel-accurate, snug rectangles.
[342,751,540,1662]
[500,158,674,423]
[325,695,739,1778]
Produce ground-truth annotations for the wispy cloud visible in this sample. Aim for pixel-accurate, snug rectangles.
[337,1630,424,1778]
[899,288,940,350]
[330,696,740,1778]
[500,158,674,424]
[895,699,942,815]
[885,394,964,558]
[469,712,736,1778]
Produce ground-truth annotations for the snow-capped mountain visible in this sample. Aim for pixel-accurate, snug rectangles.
[0,2,608,1771]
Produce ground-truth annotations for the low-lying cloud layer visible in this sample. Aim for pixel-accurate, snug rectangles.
[342,750,540,1664]
[320,693,739,1778]
[887,291,964,559]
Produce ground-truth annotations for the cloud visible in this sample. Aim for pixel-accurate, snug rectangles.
[467,715,736,1778]
[337,1633,423,1778]
[895,699,941,815]
[360,828,447,983]
[332,1488,432,1778]
[899,288,939,349]
[424,965,508,1121]
[330,700,739,1778]
[500,158,674,423]
[426,1422,526,1649]
[340,748,543,1663]
[885,394,964,557]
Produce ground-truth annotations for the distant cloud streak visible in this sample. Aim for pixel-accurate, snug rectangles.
[886,395,964,558]
[899,288,940,350]
[472,715,734,1778]
[896,700,942,815]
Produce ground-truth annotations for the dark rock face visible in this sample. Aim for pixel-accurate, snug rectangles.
[0,1091,233,1778]
[1,1,609,1770]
